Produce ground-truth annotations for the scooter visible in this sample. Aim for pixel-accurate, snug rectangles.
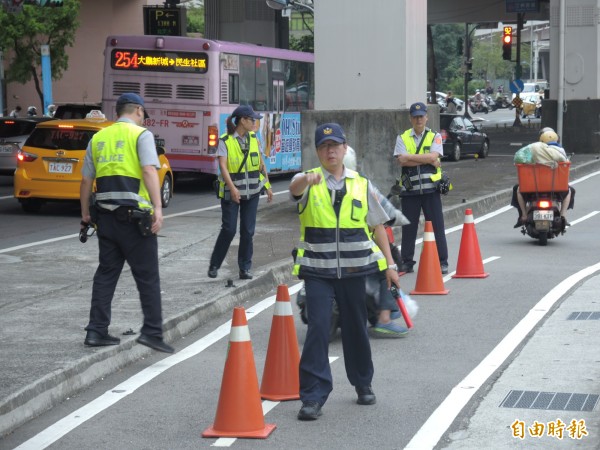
[495,94,513,109]
[485,94,498,112]
[515,162,570,245]
[468,97,490,114]
[519,193,567,245]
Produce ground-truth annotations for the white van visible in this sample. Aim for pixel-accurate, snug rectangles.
[512,81,547,100]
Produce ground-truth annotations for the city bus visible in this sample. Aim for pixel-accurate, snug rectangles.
[101,35,314,176]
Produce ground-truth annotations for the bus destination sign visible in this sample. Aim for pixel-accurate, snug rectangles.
[111,49,208,73]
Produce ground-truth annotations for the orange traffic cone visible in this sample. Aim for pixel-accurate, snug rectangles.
[202,307,276,439]
[453,208,489,279]
[410,221,449,295]
[260,284,300,401]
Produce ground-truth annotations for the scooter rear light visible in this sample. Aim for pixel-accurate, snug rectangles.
[538,200,551,209]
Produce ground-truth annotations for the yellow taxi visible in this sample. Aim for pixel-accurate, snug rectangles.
[14,111,173,213]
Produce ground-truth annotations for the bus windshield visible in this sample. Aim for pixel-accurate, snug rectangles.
[102,35,314,176]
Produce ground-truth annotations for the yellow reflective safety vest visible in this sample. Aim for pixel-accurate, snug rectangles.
[217,131,270,200]
[293,167,387,279]
[400,128,442,195]
[92,121,152,210]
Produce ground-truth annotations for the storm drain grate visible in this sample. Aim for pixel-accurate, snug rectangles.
[500,390,599,412]
[567,311,600,320]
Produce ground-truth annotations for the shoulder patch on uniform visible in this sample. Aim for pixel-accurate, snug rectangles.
[434,136,442,145]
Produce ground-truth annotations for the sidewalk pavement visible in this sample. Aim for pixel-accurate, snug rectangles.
[441,271,600,449]
[1,154,599,439]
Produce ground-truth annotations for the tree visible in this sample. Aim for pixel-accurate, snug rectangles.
[0,0,80,110]
[430,24,465,96]
[289,34,313,53]
[186,3,204,35]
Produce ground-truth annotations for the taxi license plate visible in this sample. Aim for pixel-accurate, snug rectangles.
[533,210,553,221]
[0,144,14,154]
[49,162,73,174]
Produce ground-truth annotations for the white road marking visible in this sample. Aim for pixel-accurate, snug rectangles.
[569,211,599,226]
[0,190,290,254]
[405,262,600,450]
[15,282,307,450]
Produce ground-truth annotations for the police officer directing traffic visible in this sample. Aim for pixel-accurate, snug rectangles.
[290,123,400,421]
[80,93,174,353]
[394,102,449,274]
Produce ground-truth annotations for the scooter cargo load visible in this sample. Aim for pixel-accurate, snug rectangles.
[516,162,570,193]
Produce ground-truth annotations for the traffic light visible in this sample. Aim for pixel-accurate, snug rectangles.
[502,26,513,61]
[465,59,473,82]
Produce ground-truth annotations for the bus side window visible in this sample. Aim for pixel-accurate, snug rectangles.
[229,74,239,104]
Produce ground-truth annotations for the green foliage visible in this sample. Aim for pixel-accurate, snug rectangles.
[430,24,533,97]
[430,24,464,92]
[289,34,313,53]
[0,0,80,108]
[186,4,204,34]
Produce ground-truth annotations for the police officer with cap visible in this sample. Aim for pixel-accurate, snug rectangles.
[80,92,174,353]
[290,123,399,420]
[394,102,449,274]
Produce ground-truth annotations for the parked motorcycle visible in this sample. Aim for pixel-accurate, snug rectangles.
[515,162,570,245]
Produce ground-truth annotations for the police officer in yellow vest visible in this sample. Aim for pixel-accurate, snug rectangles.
[80,93,173,354]
[290,123,400,421]
[207,105,272,280]
[394,102,449,274]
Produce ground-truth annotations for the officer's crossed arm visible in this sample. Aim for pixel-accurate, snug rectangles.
[397,151,441,168]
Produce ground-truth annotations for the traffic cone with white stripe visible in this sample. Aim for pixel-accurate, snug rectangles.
[202,307,276,439]
[453,208,489,278]
[260,284,300,401]
[410,221,449,295]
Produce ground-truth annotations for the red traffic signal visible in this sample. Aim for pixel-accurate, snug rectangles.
[502,26,513,61]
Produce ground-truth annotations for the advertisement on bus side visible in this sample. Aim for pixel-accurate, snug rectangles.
[218,112,301,174]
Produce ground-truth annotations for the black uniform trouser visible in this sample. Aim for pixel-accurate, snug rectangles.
[400,191,448,267]
[300,276,373,406]
[85,211,163,337]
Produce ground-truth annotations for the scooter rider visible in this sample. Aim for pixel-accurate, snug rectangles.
[512,128,574,228]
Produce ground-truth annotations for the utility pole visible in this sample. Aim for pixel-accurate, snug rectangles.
[512,13,525,127]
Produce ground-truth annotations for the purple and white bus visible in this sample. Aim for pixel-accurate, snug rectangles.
[102,35,314,175]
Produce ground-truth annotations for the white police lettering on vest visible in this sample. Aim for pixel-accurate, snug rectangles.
[96,154,125,163]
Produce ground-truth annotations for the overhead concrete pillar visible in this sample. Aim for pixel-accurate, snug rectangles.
[545,0,600,152]
[302,0,431,188]
[314,0,426,110]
